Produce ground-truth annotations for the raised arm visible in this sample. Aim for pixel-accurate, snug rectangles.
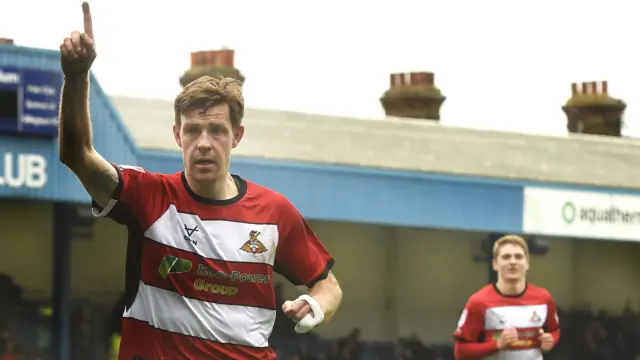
[58,2,118,207]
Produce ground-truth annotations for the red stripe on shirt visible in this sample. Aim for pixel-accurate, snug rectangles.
[118,317,276,360]
[141,239,276,309]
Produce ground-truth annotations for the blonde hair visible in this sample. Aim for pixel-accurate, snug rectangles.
[174,75,244,128]
[493,234,529,258]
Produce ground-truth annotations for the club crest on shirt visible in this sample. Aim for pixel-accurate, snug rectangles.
[240,230,268,255]
[530,311,542,323]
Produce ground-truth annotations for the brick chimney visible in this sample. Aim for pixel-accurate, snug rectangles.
[0,38,14,45]
[179,48,245,88]
[380,72,446,120]
[562,81,626,136]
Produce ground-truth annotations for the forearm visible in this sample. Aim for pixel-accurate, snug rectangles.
[58,73,93,166]
[454,341,499,360]
[57,73,118,206]
[308,273,342,323]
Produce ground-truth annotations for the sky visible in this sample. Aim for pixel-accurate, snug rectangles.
[3,0,639,137]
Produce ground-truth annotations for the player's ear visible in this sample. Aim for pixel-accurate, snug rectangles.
[173,123,182,148]
[232,125,244,149]
[492,258,499,272]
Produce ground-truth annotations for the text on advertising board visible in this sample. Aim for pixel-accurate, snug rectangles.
[0,67,62,137]
[523,187,640,241]
[0,152,47,189]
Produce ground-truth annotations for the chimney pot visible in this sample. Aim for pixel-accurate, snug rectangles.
[220,49,235,67]
[581,82,588,94]
[409,72,434,86]
[426,72,434,86]
[602,81,608,95]
[590,81,598,95]
[190,51,202,67]
[571,83,578,96]
[205,51,216,66]
[390,73,406,87]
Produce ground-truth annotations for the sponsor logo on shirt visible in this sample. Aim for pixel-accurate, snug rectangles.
[183,224,199,246]
[197,264,271,284]
[158,255,193,279]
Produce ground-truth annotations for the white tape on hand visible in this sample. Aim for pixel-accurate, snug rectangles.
[293,294,325,333]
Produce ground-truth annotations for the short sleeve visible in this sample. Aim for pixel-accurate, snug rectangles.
[454,298,485,342]
[91,163,163,225]
[273,197,334,288]
[545,295,560,332]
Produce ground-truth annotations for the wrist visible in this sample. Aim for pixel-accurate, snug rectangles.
[64,72,90,83]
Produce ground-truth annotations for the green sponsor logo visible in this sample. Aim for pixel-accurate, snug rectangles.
[562,201,577,224]
[158,255,193,279]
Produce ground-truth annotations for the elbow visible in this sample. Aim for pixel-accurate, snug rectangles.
[59,151,78,169]
[59,146,92,169]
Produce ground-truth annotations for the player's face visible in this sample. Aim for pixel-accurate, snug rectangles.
[173,103,244,182]
[492,243,529,282]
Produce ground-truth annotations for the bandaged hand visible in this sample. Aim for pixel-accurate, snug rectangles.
[282,294,325,333]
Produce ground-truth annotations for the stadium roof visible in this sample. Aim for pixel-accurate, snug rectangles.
[110,95,640,190]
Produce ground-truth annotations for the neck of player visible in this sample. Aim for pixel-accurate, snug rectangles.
[189,173,239,200]
[496,278,526,296]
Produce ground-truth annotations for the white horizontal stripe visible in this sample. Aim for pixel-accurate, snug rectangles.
[144,205,279,265]
[485,304,548,330]
[486,348,542,360]
[91,199,118,217]
[124,282,275,347]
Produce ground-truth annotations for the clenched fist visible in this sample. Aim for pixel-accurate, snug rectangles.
[538,329,555,352]
[497,327,519,349]
[282,299,312,322]
[60,2,96,77]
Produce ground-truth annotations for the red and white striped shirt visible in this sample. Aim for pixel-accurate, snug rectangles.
[453,284,560,360]
[93,164,334,360]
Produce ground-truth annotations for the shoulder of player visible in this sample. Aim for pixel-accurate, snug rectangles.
[526,283,554,298]
[244,179,291,206]
[115,164,181,188]
[243,179,304,223]
[114,164,167,179]
[466,285,495,308]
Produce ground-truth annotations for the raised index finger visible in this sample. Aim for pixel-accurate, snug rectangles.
[82,2,94,40]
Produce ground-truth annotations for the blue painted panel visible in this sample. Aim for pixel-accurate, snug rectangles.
[0,45,137,202]
[140,151,524,232]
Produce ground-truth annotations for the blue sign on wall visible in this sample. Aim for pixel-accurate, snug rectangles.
[0,66,61,137]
